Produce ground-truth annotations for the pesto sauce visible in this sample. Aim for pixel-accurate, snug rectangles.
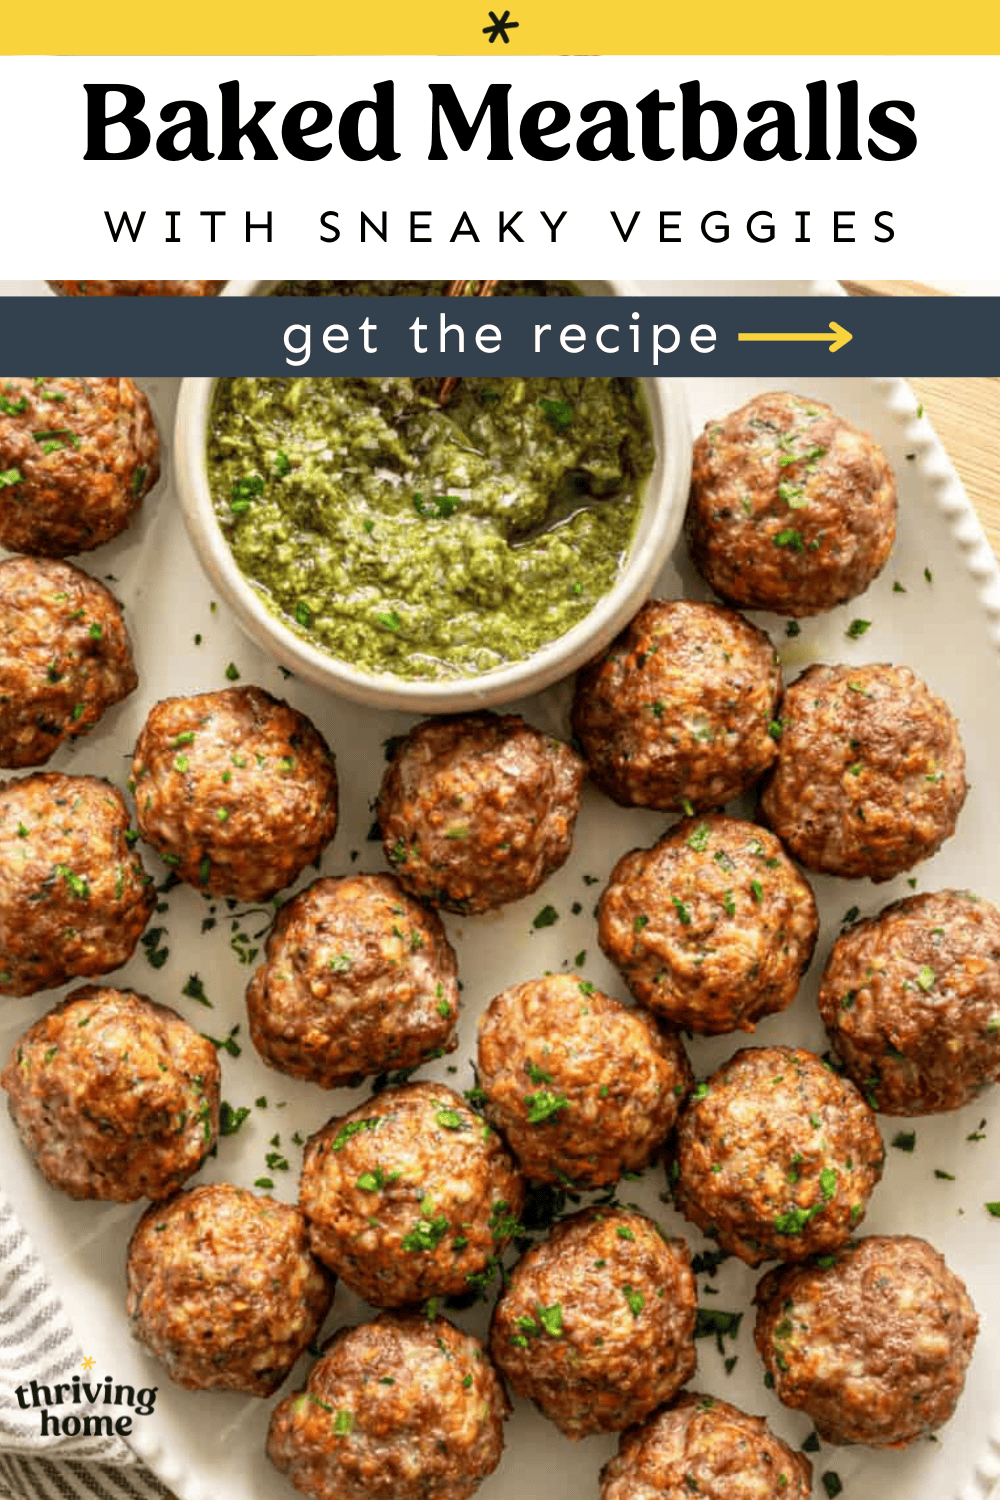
[209,286,653,679]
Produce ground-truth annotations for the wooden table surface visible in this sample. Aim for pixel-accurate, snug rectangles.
[908,378,1000,559]
[842,285,1000,560]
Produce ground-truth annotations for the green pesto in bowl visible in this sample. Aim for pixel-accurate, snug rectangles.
[207,373,654,681]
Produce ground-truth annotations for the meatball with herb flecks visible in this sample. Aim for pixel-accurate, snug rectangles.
[685,392,897,617]
[819,889,1000,1113]
[127,1183,333,1394]
[759,662,966,882]
[0,772,154,996]
[0,556,137,767]
[598,815,819,1035]
[299,1082,524,1308]
[753,1235,979,1447]
[490,1206,696,1438]
[2,986,219,1200]
[0,377,159,557]
[571,599,782,811]
[476,973,692,1186]
[48,281,226,297]
[376,712,584,914]
[130,686,338,901]
[246,873,460,1089]
[599,1391,813,1500]
[267,1313,507,1500]
[672,1046,884,1266]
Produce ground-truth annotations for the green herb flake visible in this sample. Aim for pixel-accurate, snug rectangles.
[846,618,871,639]
[539,397,573,431]
[332,1117,381,1152]
[524,1090,570,1125]
[821,1474,843,1499]
[219,1102,249,1136]
[533,904,559,930]
[686,823,711,852]
[182,974,212,1007]
[622,1284,644,1318]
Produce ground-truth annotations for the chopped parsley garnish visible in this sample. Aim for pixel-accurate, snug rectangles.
[55,863,89,899]
[219,1102,250,1136]
[435,1109,464,1130]
[524,1090,570,1124]
[333,1410,354,1437]
[413,493,460,519]
[539,397,573,431]
[532,904,559,929]
[275,450,291,476]
[182,974,212,1007]
[332,1117,381,1151]
[401,1214,450,1252]
[892,1131,916,1152]
[846,618,871,639]
[774,528,804,550]
[294,600,312,629]
[376,611,401,632]
[821,1474,843,1499]
[671,896,692,925]
[916,965,936,992]
[537,1302,563,1337]
[694,1307,743,1350]
[225,662,240,681]
[622,1285,644,1318]
[686,823,711,852]
[231,474,265,502]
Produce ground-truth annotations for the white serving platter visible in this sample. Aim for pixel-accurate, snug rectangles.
[1,291,998,1500]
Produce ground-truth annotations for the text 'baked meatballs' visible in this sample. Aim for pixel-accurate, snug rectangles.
[753,1235,979,1447]
[477,973,692,1186]
[0,772,154,996]
[247,873,460,1089]
[268,1313,507,1500]
[599,815,819,1035]
[599,1391,813,1500]
[490,1206,696,1438]
[819,889,1000,1114]
[377,712,584,914]
[0,557,137,768]
[685,391,897,617]
[2,986,220,1201]
[760,662,967,882]
[299,1082,524,1308]
[672,1046,885,1266]
[130,686,338,900]
[571,599,781,811]
[127,1183,333,1394]
[0,377,160,556]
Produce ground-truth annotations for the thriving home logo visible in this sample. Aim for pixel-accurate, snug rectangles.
[14,1372,158,1438]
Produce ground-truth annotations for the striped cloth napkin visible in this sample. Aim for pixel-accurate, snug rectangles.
[0,1188,167,1500]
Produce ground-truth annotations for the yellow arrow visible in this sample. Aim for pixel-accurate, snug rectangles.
[738,321,853,354]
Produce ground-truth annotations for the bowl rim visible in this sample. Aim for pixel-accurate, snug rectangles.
[175,280,692,711]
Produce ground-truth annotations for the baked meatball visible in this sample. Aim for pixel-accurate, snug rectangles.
[48,280,226,297]
[685,391,897,617]
[246,873,460,1088]
[0,377,159,556]
[598,815,819,1035]
[0,773,154,995]
[759,663,967,882]
[672,1046,884,1266]
[490,1207,696,1438]
[268,1313,507,1500]
[377,713,584,914]
[819,889,1000,1113]
[0,556,137,767]
[127,1183,332,1394]
[753,1235,979,1447]
[571,599,781,811]
[476,974,692,1186]
[1,986,219,1201]
[130,686,338,901]
[299,1082,524,1307]
[599,1391,813,1500]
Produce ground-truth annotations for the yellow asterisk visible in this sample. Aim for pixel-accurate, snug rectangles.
[80,1356,95,1371]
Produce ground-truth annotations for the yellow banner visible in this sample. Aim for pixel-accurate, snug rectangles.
[4,0,998,54]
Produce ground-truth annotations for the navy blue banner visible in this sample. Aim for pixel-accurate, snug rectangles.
[2,295,996,376]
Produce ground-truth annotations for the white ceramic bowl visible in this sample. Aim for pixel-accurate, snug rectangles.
[175,279,692,712]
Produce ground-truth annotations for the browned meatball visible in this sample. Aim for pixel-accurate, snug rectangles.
[490,1207,696,1438]
[753,1235,979,1447]
[571,599,781,811]
[1,986,219,1201]
[685,392,897,617]
[48,281,226,296]
[268,1313,507,1500]
[0,773,154,995]
[127,1183,332,1394]
[476,974,692,1186]
[759,663,967,882]
[672,1046,885,1266]
[819,889,1000,1113]
[130,686,338,900]
[377,713,584,914]
[0,377,159,556]
[598,815,819,1035]
[600,1391,813,1500]
[0,556,137,767]
[246,874,460,1088]
[299,1082,524,1308]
